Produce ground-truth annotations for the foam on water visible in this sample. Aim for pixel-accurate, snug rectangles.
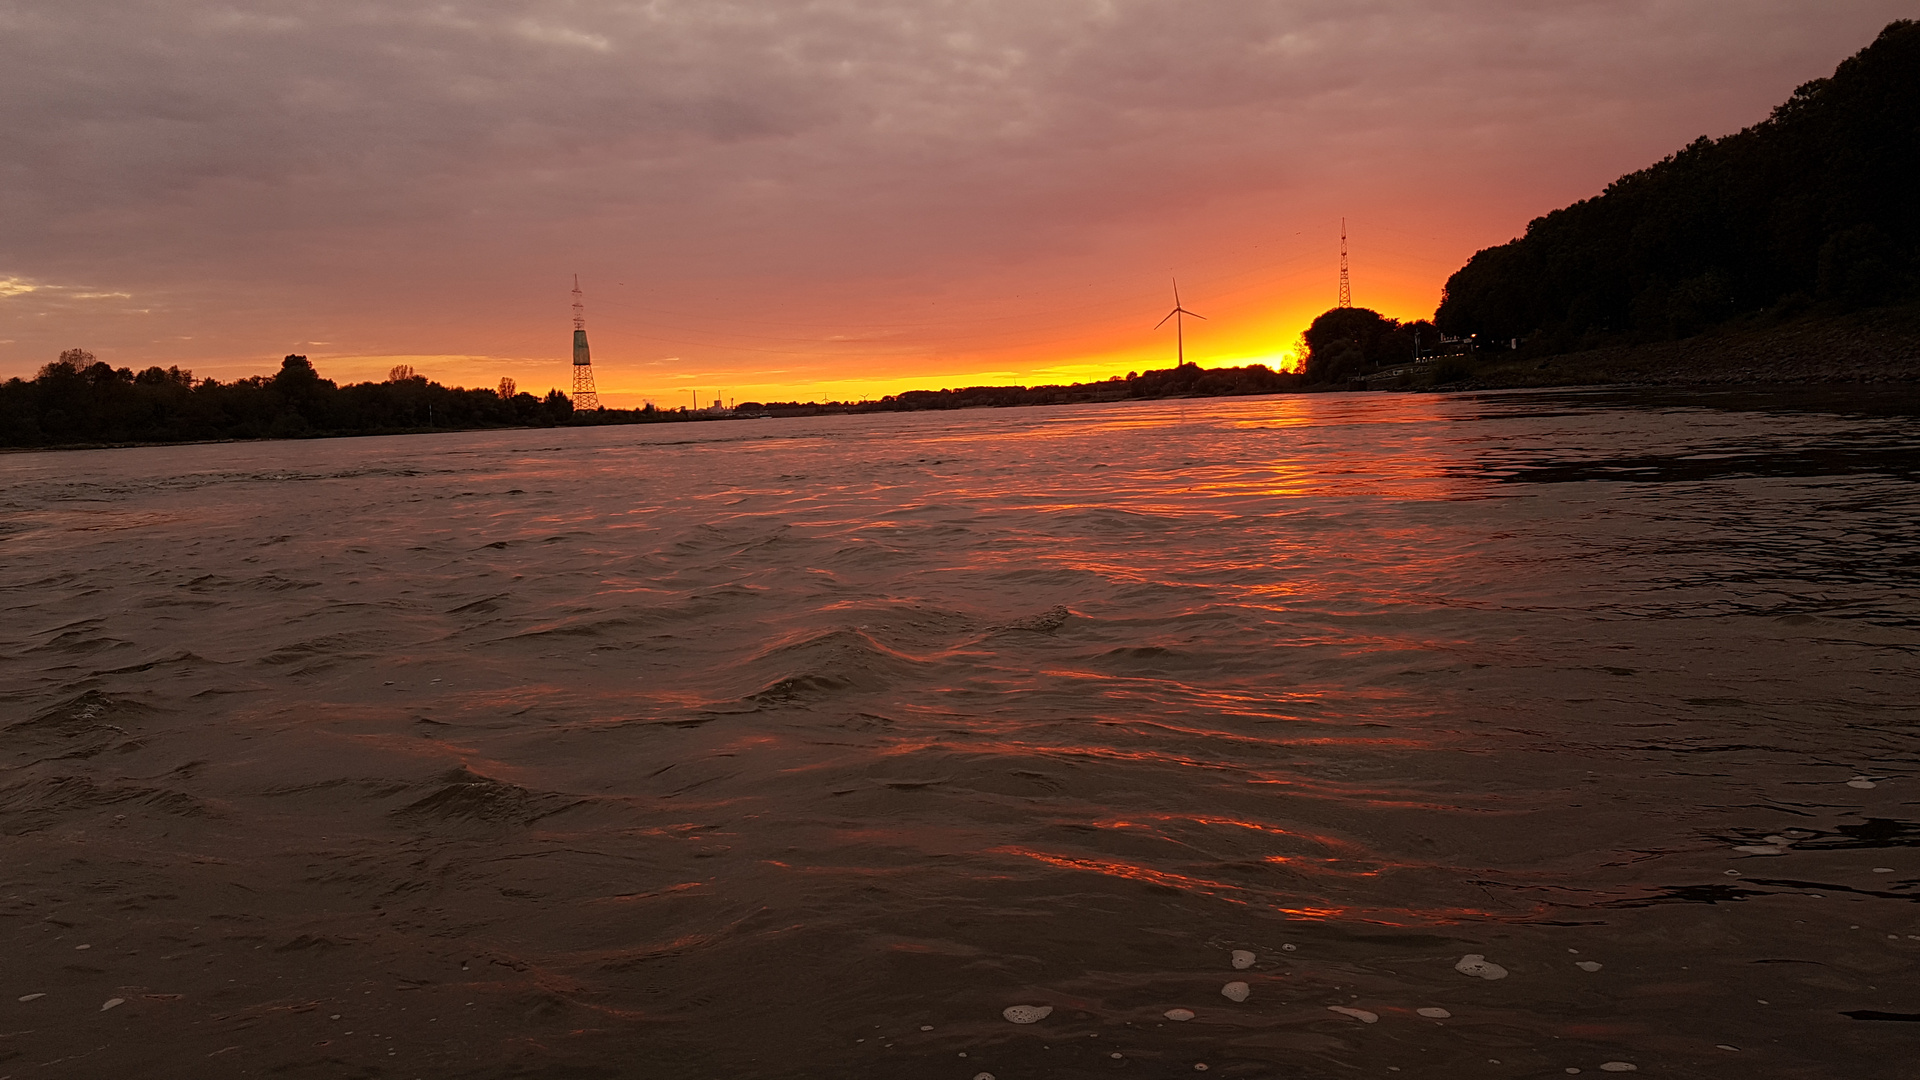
[1454,954,1509,980]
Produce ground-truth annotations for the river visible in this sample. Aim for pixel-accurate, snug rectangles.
[2,387,1916,1078]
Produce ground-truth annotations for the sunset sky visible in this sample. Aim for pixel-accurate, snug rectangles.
[1,1,1911,406]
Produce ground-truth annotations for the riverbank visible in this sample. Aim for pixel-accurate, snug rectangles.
[1450,302,1920,390]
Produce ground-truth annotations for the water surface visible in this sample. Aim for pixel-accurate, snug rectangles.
[3,388,1917,1078]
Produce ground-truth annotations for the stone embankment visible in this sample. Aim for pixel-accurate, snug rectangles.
[1456,304,1920,390]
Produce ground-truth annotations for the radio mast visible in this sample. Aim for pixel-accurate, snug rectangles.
[571,275,599,410]
[1338,219,1352,309]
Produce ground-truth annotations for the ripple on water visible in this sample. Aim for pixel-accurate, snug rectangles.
[3,391,1919,1077]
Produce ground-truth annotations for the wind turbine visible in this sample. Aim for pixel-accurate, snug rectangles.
[1154,278,1206,365]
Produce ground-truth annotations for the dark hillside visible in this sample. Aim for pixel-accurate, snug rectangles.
[1435,20,1920,351]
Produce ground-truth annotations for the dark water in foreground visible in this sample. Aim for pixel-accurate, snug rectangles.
[2,388,1916,1080]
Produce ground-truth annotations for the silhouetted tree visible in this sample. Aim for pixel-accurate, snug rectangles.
[1302,308,1418,383]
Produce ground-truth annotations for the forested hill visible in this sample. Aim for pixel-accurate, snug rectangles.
[1436,20,1919,350]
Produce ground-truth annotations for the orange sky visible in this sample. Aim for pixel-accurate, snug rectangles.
[2,2,1911,406]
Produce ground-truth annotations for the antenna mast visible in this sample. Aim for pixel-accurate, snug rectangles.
[570,274,599,410]
[1338,219,1352,309]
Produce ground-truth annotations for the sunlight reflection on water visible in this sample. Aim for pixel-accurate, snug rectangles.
[3,387,1919,1078]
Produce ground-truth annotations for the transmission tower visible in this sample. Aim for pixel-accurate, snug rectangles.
[571,274,599,410]
[1338,218,1352,309]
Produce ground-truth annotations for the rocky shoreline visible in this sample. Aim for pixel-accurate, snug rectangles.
[1452,303,1920,390]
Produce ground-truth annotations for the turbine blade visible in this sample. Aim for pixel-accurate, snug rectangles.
[1154,309,1179,328]
[1185,310,1208,320]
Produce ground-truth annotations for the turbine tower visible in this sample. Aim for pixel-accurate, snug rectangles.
[1338,219,1352,309]
[1154,278,1206,365]
[571,274,599,410]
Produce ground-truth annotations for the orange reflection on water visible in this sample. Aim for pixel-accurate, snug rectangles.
[1091,812,1379,859]
[842,735,1484,814]
[994,846,1256,906]
[994,845,1541,926]
[589,882,707,904]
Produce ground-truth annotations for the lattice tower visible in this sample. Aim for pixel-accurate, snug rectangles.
[1338,218,1352,309]
[571,274,599,410]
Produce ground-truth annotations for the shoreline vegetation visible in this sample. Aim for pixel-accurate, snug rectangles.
[5,21,1914,452]
[4,301,1915,452]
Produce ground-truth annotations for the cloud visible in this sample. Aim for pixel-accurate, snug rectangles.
[512,19,612,52]
[0,0,1912,393]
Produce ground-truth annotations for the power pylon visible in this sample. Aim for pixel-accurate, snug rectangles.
[1338,219,1352,309]
[571,274,599,410]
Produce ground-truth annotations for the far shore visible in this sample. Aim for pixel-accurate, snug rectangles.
[7,304,1918,455]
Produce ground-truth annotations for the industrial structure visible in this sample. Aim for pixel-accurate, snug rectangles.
[1338,219,1352,308]
[571,275,599,410]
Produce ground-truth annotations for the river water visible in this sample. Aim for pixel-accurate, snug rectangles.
[2,388,1916,1079]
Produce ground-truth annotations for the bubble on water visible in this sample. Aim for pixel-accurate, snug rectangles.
[1281,943,1297,951]
[1417,1007,1451,1019]
[1231,949,1255,969]
[1454,954,1508,980]
[1194,1065,1209,1072]
[1002,1004,1052,1024]
[1724,870,1741,876]
[1164,1008,1195,1022]
[1873,867,1895,873]
[19,993,46,1002]
[1221,981,1250,1003]
[1576,961,1603,972]
[1734,845,1787,855]
[101,997,124,1011]
[1328,1006,1378,1023]
[1598,1063,1637,1072]
[1848,778,1876,789]
[1716,1044,1740,1052]
[973,1073,995,1080]
[1111,1052,1123,1059]
[74,944,90,951]
[1763,835,1789,844]
[920,1025,933,1031]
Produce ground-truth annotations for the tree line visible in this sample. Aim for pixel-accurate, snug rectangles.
[0,350,1309,448]
[737,361,1300,416]
[0,352,581,447]
[1291,20,1917,381]
[1430,19,1918,351]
